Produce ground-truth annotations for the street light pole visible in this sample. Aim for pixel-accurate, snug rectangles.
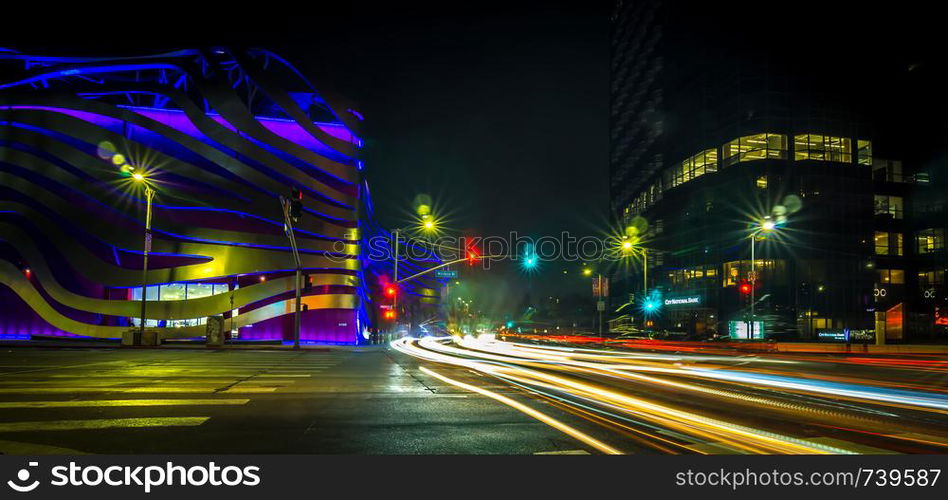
[748,217,776,339]
[750,231,757,339]
[642,248,648,296]
[139,185,155,340]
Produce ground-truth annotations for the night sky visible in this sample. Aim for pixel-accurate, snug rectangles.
[3,4,613,318]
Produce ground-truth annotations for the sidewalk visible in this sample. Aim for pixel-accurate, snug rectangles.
[0,337,388,351]
[610,338,948,355]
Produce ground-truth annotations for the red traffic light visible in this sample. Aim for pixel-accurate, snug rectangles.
[739,281,752,295]
[384,284,397,297]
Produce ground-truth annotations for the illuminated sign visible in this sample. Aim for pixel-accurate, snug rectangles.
[728,321,764,340]
[664,295,701,306]
[817,330,847,342]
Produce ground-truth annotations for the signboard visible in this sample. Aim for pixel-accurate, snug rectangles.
[144,231,153,252]
[663,295,701,307]
[728,321,764,340]
[596,300,606,312]
[435,270,458,278]
[592,276,609,297]
[816,330,847,342]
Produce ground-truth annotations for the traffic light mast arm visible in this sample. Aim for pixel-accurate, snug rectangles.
[395,254,507,284]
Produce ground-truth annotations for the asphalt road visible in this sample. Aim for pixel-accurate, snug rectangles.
[3,341,947,455]
[393,336,948,454]
[0,346,582,454]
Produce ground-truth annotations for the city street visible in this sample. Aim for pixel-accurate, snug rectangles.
[1,340,947,454]
[0,346,579,454]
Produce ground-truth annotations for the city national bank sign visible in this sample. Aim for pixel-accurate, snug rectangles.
[664,295,701,307]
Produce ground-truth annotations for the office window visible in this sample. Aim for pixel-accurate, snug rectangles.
[667,265,718,286]
[723,133,787,166]
[794,134,852,163]
[666,148,718,188]
[874,231,903,256]
[916,228,945,254]
[873,195,903,219]
[918,269,946,287]
[722,259,776,287]
[877,269,904,284]
[857,139,872,165]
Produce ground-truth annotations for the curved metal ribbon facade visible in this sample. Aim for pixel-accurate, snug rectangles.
[0,47,382,343]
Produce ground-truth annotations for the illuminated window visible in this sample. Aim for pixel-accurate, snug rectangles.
[794,134,852,162]
[874,231,903,256]
[857,139,872,165]
[873,195,903,219]
[916,228,945,254]
[129,282,231,328]
[918,269,946,287]
[667,265,718,286]
[756,175,768,189]
[722,260,776,287]
[723,133,787,166]
[665,148,718,189]
[877,269,904,284]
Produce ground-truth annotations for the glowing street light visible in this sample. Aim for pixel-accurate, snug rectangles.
[392,199,441,329]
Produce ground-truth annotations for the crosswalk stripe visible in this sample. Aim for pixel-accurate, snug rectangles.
[0,417,209,432]
[0,387,262,394]
[0,399,250,408]
[534,449,591,455]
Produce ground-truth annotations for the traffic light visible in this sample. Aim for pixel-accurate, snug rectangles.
[384,284,398,298]
[304,274,313,293]
[383,309,396,320]
[289,187,303,222]
[466,248,480,266]
[739,281,752,295]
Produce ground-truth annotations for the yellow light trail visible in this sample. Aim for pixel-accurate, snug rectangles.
[395,337,856,454]
[418,366,623,455]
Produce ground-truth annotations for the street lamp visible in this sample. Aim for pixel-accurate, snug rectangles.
[132,171,156,341]
[392,209,440,333]
[748,216,778,339]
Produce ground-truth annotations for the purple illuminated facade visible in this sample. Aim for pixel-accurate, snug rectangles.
[0,47,424,344]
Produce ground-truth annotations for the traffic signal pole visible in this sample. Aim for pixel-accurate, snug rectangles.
[393,228,399,333]
[280,196,303,349]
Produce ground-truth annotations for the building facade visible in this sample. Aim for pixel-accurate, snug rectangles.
[0,47,442,344]
[609,1,947,341]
